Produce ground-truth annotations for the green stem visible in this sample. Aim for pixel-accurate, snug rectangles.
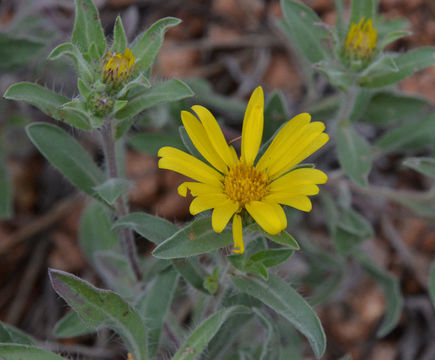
[337,84,359,126]
[100,119,142,281]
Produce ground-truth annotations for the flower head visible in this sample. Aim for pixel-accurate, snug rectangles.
[158,87,328,254]
[103,48,136,84]
[344,17,377,60]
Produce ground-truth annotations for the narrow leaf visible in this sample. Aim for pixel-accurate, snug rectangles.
[361,91,428,125]
[0,345,67,360]
[4,82,91,130]
[112,16,127,53]
[49,269,147,360]
[349,0,375,25]
[172,258,208,293]
[93,178,131,205]
[231,274,326,359]
[136,268,179,358]
[115,79,193,120]
[0,322,35,345]
[152,217,233,259]
[26,123,105,197]
[0,33,44,70]
[113,212,178,245]
[376,114,435,153]
[355,253,403,337]
[337,125,372,187]
[132,17,181,71]
[359,47,435,87]
[172,306,250,360]
[248,249,294,268]
[79,201,119,265]
[72,0,106,57]
[403,157,435,179]
[280,0,329,64]
[53,311,94,338]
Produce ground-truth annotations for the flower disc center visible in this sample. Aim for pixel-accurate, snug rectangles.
[224,162,269,205]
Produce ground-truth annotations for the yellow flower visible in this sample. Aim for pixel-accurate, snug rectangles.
[127,353,134,360]
[158,87,328,254]
[344,17,377,60]
[103,48,135,84]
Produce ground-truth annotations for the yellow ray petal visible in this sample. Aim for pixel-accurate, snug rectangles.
[257,113,311,171]
[245,201,287,235]
[232,214,244,254]
[267,124,328,179]
[264,194,312,212]
[191,105,234,166]
[211,200,239,233]
[189,194,229,215]
[241,87,264,165]
[178,182,223,197]
[268,184,320,197]
[158,147,223,186]
[270,169,328,194]
[181,111,228,173]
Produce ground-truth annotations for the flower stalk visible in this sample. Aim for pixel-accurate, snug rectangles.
[100,119,142,281]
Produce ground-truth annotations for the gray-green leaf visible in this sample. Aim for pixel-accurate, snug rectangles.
[279,0,329,64]
[359,47,435,87]
[26,123,105,197]
[337,125,372,187]
[72,0,106,58]
[0,345,67,360]
[53,311,94,338]
[152,217,234,259]
[172,306,250,360]
[231,274,326,359]
[93,178,131,205]
[4,82,91,130]
[116,79,193,120]
[49,269,147,360]
[402,157,435,179]
[132,17,181,71]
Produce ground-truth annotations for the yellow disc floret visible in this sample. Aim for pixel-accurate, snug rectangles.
[344,17,377,60]
[224,162,269,206]
[103,48,135,84]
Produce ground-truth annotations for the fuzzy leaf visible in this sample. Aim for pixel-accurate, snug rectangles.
[26,123,105,197]
[79,201,119,265]
[53,311,94,338]
[112,16,127,53]
[116,79,193,120]
[0,33,44,70]
[359,47,435,87]
[172,306,250,360]
[403,157,435,179]
[0,322,35,345]
[231,274,326,359]
[0,345,67,360]
[280,0,329,64]
[430,261,435,307]
[355,253,403,337]
[136,268,179,358]
[152,217,233,259]
[337,125,372,187]
[93,178,131,205]
[349,0,375,25]
[72,0,106,58]
[132,17,181,71]
[49,269,147,360]
[4,82,91,130]
[113,212,178,245]
[0,154,12,219]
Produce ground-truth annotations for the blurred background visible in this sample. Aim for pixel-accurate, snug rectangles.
[0,0,434,359]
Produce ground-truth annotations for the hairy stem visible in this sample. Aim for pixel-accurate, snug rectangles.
[100,119,142,281]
